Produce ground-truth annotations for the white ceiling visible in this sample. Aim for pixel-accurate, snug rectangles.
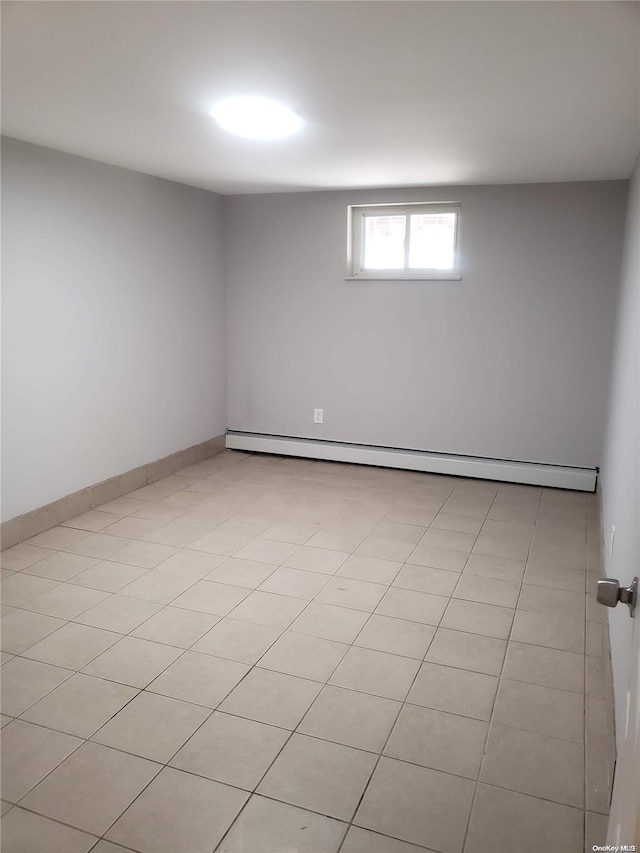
[2,1,639,194]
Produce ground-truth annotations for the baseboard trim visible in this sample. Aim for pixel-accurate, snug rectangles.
[226,431,597,492]
[0,434,226,550]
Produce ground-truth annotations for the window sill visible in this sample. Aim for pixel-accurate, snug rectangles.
[345,273,462,281]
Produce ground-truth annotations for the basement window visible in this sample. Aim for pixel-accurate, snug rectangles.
[347,202,461,280]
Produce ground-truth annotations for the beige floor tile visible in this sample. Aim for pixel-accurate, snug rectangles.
[511,610,584,653]
[217,794,347,853]
[157,548,227,576]
[528,541,585,570]
[82,636,182,687]
[373,520,428,544]
[385,704,488,779]
[132,606,220,648]
[143,517,217,547]
[107,768,247,853]
[257,733,376,821]
[1,719,82,801]
[385,506,438,527]
[355,756,475,852]
[284,545,349,574]
[315,576,387,612]
[65,533,131,560]
[585,810,609,851]
[22,551,98,581]
[392,564,459,597]
[170,579,249,616]
[465,784,584,853]
[258,631,348,681]
[419,527,477,552]
[230,590,308,628]
[22,622,122,670]
[192,618,280,663]
[463,553,525,582]
[492,678,584,743]
[147,650,249,708]
[407,662,497,721]
[74,593,162,632]
[22,673,137,737]
[441,599,514,640]
[440,499,490,520]
[481,724,584,807]
[99,496,150,516]
[219,668,321,729]
[233,538,299,565]
[341,826,431,853]
[91,842,131,853]
[70,560,148,592]
[472,533,530,561]
[330,646,420,701]
[260,522,320,544]
[453,573,520,608]
[187,530,252,557]
[21,741,160,835]
[205,557,276,588]
[101,516,164,540]
[407,543,468,572]
[27,526,89,551]
[432,513,483,535]
[305,529,364,553]
[109,540,178,569]
[0,807,96,853]
[375,587,448,626]
[289,601,369,644]
[354,535,415,562]
[171,711,288,789]
[503,641,585,693]
[481,518,534,543]
[1,573,60,607]
[586,621,605,657]
[517,583,586,620]
[1,544,56,572]
[426,628,506,676]
[259,566,331,599]
[22,583,110,620]
[336,554,403,585]
[0,609,65,654]
[116,567,200,605]
[92,690,210,762]
[299,684,401,752]
[488,503,538,525]
[523,562,585,593]
[1,656,72,717]
[63,511,122,532]
[355,614,435,659]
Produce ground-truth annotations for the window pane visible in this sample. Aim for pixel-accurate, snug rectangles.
[408,212,456,269]
[363,215,406,269]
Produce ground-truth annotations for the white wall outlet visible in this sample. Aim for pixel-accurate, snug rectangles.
[314,408,324,424]
[610,524,616,557]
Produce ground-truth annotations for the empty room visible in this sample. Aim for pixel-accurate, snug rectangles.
[1,2,639,852]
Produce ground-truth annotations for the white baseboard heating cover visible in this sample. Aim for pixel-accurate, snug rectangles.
[226,432,597,492]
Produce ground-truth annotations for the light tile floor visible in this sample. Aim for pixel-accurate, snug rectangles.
[0,451,614,853]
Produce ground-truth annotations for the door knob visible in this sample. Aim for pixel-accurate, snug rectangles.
[597,576,638,617]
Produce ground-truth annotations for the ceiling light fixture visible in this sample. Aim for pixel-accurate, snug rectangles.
[211,97,303,140]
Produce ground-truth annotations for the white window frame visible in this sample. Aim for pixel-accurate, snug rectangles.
[347,201,461,280]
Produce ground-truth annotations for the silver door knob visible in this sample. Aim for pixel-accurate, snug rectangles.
[597,577,638,617]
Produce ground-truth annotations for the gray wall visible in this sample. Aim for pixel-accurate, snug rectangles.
[601,154,639,737]
[224,181,627,468]
[1,138,227,520]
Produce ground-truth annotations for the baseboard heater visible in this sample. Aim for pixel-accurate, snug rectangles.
[225,431,597,492]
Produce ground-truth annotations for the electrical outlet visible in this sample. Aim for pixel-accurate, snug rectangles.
[610,524,616,557]
[314,408,324,424]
